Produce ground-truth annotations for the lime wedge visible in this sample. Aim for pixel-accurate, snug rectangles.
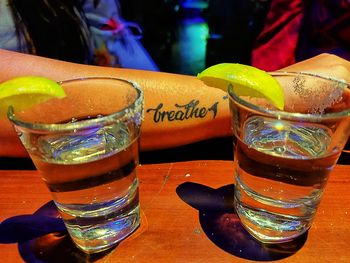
[197,63,284,110]
[0,76,66,116]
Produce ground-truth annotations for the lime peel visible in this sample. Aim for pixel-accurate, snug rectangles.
[0,76,66,116]
[197,63,285,110]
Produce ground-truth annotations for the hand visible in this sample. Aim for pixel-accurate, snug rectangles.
[281,53,350,83]
[276,53,350,113]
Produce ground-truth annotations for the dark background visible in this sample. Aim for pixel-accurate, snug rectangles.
[1,137,349,170]
[119,0,271,75]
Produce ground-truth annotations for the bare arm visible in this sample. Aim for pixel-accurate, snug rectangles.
[0,49,230,157]
[1,50,349,158]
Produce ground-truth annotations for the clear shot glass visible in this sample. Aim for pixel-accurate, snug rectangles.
[228,72,350,243]
[8,77,143,253]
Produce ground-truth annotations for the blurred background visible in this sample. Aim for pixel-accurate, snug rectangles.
[119,0,271,75]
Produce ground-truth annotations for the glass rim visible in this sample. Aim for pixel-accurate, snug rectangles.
[7,77,143,132]
[228,71,350,121]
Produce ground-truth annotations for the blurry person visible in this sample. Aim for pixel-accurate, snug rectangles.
[0,0,158,70]
[252,0,350,71]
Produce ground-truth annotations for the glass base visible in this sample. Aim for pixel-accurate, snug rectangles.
[234,197,311,244]
[67,205,140,254]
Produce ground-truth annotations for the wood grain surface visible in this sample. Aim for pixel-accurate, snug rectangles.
[0,161,349,263]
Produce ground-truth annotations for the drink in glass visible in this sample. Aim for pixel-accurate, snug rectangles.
[8,77,143,253]
[228,72,350,243]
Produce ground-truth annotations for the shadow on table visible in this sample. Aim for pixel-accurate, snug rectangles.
[0,201,113,263]
[176,182,307,261]
[18,232,112,263]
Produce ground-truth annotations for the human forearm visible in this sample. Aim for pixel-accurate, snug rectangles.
[0,49,231,156]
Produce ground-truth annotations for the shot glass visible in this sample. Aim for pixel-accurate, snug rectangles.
[8,77,143,253]
[228,72,350,243]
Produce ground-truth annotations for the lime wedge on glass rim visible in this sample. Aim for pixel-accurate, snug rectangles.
[0,76,66,116]
[197,63,285,110]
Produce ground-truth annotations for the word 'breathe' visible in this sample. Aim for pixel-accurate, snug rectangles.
[146,99,218,123]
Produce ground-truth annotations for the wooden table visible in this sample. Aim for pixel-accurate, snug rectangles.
[0,161,349,263]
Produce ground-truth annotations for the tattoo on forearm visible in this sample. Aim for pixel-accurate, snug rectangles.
[146,99,219,123]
